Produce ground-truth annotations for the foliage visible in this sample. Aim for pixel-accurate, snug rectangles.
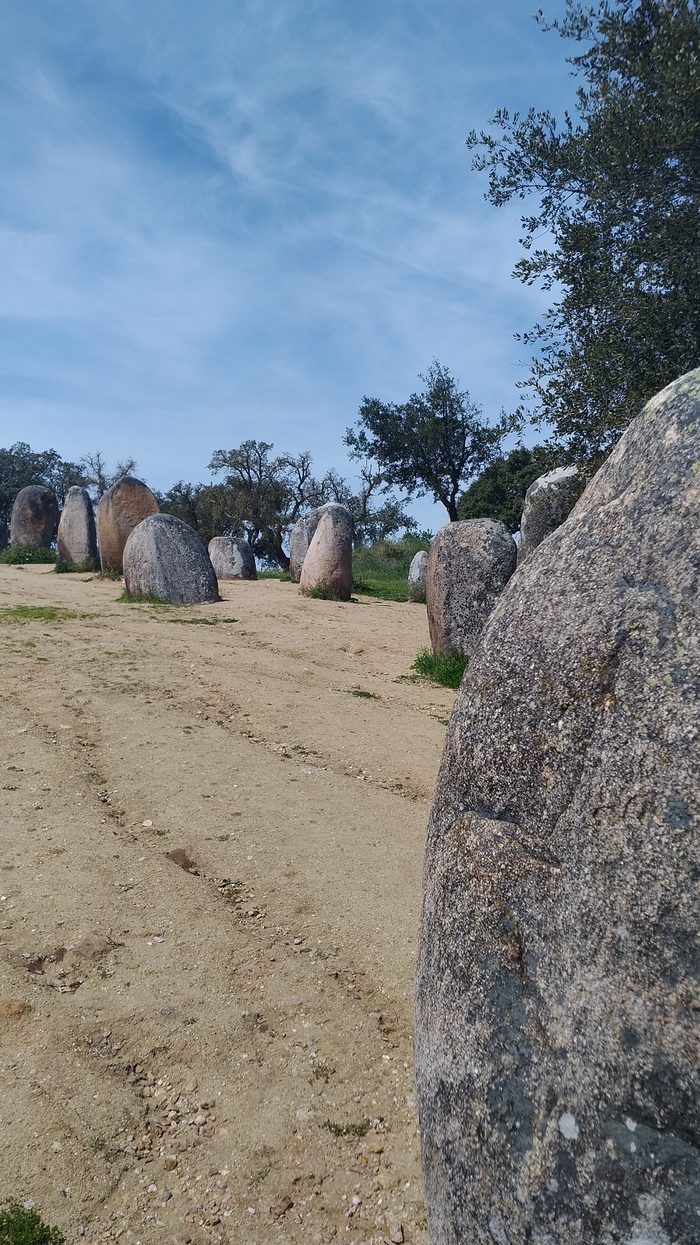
[0,546,57,564]
[54,558,98,574]
[0,1201,65,1244]
[411,648,468,690]
[78,452,138,500]
[351,532,432,601]
[457,446,552,531]
[0,443,84,529]
[467,0,700,467]
[117,590,172,606]
[322,1119,371,1138]
[345,361,500,521]
[304,581,346,601]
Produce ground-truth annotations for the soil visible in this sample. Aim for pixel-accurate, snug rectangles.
[0,566,454,1245]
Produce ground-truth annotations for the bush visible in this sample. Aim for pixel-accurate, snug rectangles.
[411,648,468,690]
[0,1200,65,1244]
[0,546,56,565]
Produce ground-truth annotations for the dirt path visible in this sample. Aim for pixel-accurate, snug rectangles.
[0,566,453,1245]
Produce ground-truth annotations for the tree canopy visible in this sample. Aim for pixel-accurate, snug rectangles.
[468,0,700,467]
[457,446,553,532]
[345,361,500,521]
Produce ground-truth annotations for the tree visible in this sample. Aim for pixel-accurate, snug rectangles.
[457,446,554,532]
[0,442,84,529]
[79,452,139,500]
[345,361,500,522]
[467,0,700,468]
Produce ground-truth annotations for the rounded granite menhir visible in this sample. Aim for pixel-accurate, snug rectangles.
[96,476,159,573]
[415,369,700,1245]
[299,503,353,601]
[208,535,257,580]
[10,485,59,548]
[57,486,99,568]
[123,513,219,604]
[426,518,516,658]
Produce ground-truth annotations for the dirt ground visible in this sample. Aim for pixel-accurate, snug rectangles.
[0,565,454,1245]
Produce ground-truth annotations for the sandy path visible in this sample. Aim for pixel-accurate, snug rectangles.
[0,566,453,1245]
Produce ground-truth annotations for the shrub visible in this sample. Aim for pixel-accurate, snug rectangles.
[411,648,468,690]
[0,546,56,565]
[0,1200,65,1244]
[305,582,344,601]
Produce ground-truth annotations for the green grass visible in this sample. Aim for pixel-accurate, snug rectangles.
[351,535,431,602]
[304,581,349,601]
[54,558,99,574]
[0,546,56,565]
[0,1200,65,1244]
[259,569,291,581]
[350,687,380,700]
[411,647,468,690]
[0,605,80,623]
[96,569,122,581]
[117,590,171,606]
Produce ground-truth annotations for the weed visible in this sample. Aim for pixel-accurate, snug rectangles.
[0,605,80,623]
[169,617,220,626]
[91,1137,119,1162]
[350,687,380,700]
[151,1043,170,1056]
[116,881,138,892]
[0,1200,65,1243]
[311,1061,336,1083]
[218,878,242,894]
[54,558,98,574]
[0,546,56,565]
[305,582,343,601]
[248,1165,271,1186]
[322,1118,370,1138]
[183,1016,198,1026]
[292,745,321,757]
[411,648,468,690]
[96,569,122,581]
[214,834,231,842]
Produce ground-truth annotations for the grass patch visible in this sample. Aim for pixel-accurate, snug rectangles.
[411,648,468,690]
[258,569,291,581]
[322,1118,371,1138]
[96,569,122,581]
[304,581,346,600]
[350,687,380,700]
[169,617,221,626]
[0,1200,65,1243]
[311,1061,336,1084]
[54,558,98,574]
[117,590,171,606]
[0,605,80,623]
[351,534,431,602]
[0,546,56,565]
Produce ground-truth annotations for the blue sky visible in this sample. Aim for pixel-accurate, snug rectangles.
[0,0,578,530]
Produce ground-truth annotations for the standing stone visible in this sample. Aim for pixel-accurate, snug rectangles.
[299,503,353,601]
[57,487,98,568]
[96,477,159,573]
[426,519,515,658]
[415,369,700,1245]
[123,514,219,605]
[289,510,322,582]
[9,485,59,548]
[518,464,582,564]
[0,521,7,551]
[408,549,429,603]
[208,535,257,580]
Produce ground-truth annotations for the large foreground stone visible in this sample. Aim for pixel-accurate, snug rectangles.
[408,549,429,603]
[57,487,98,567]
[10,485,59,548]
[299,503,353,601]
[123,514,219,604]
[415,370,700,1245]
[289,510,321,582]
[208,535,257,580]
[96,477,159,573]
[518,464,582,564]
[426,520,515,658]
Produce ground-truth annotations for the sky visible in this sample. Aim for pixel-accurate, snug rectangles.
[0,0,579,532]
